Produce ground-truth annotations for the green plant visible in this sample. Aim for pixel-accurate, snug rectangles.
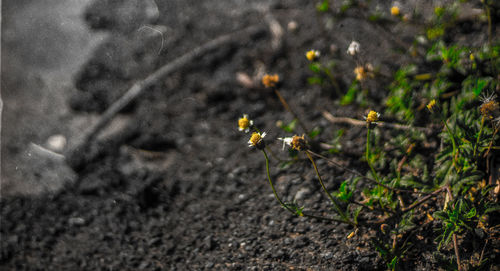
[238,2,500,269]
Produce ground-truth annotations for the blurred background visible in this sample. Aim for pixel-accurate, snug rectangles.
[1,0,106,195]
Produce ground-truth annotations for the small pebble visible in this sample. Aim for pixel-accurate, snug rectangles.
[287,21,298,32]
[68,217,85,226]
[46,134,66,152]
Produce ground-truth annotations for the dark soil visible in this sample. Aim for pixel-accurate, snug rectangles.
[1,0,499,270]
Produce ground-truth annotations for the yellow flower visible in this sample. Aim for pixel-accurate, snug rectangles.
[354,64,374,81]
[354,66,366,81]
[248,132,266,149]
[365,110,380,124]
[391,6,400,16]
[426,99,437,113]
[262,74,280,88]
[306,50,320,61]
[238,114,253,133]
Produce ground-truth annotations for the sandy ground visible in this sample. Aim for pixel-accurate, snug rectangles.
[1,0,106,196]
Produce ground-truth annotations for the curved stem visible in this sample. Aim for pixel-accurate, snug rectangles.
[305,151,356,226]
[262,149,290,211]
[261,149,348,224]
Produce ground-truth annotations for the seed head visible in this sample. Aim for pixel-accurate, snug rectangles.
[248,132,266,149]
[480,93,499,119]
[278,134,308,151]
[262,74,280,88]
[291,135,307,151]
[306,50,320,61]
[347,41,360,56]
[480,101,499,119]
[238,114,253,133]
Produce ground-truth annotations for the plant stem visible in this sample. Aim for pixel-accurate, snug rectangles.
[273,88,310,136]
[445,186,462,271]
[473,116,485,157]
[261,149,347,224]
[483,126,499,158]
[307,150,428,194]
[443,117,458,170]
[305,151,356,226]
[401,187,444,213]
[262,149,290,211]
[366,128,381,184]
[323,67,342,97]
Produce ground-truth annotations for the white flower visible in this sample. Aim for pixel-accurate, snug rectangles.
[277,137,293,150]
[347,41,360,56]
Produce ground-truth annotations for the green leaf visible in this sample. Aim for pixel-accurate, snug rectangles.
[316,0,329,12]
[308,76,323,85]
[308,127,321,139]
[341,82,359,105]
[309,63,322,73]
[280,119,297,133]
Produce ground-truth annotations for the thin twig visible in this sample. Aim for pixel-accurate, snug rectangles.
[401,187,444,212]
[274,89,310,136]
[66,25,264,156]
[322,111,430,133]
[478,238,488,267]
